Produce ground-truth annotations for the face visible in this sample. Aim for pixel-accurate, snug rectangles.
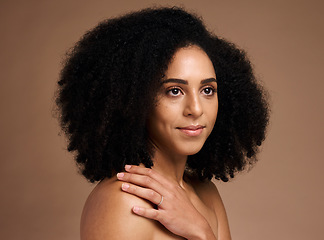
[147,45,218,157]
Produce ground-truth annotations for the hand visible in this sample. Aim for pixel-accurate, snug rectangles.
[116,165,217,240]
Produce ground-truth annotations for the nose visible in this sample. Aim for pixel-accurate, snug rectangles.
[183,93,203,118]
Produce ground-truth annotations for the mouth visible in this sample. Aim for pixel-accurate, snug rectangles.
[176,125,205,137]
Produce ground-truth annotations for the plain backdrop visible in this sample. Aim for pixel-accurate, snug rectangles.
[0,0,323,239]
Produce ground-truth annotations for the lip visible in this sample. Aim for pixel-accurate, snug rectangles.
[177,125,205,137]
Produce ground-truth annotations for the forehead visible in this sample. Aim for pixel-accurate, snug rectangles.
[164,46,216,79]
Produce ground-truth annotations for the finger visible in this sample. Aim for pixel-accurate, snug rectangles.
[132,206,161,221]
[117,172,165,195]
[121,183,163,205]
[124,165,172,187]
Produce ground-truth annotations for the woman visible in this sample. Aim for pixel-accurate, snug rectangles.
[56,7,269,240]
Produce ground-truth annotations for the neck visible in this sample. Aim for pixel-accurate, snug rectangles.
[151,148,188,188]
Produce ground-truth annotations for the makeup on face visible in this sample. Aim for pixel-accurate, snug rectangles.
[147,45,218,157]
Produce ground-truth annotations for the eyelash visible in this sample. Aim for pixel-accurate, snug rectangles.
[202,87,216,96]
[167,87,182,96]
[166,86,217,97]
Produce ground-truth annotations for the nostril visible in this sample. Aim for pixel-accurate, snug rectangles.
[183,94,204,117]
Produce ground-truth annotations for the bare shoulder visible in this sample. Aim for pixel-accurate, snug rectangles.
[81,176,156,240]
[189,177,232,240]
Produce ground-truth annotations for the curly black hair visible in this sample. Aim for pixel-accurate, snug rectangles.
[56,7,269,183]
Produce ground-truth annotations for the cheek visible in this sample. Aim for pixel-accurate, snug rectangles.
[206,100,218,126]
[213,102,218,121]
[154,102,181,126]
[148,107,171,137]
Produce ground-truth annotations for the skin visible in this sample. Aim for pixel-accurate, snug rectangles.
[80,46,232,240]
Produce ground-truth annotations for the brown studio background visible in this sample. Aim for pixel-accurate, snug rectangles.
[0,0,323,239]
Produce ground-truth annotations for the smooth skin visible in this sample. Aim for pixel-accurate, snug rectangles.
[81,46,231,240]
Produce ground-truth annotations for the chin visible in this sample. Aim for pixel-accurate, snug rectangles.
[178,144,204,156]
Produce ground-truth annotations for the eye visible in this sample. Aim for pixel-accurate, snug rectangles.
[167,87,182,97]
[202,87,216,96]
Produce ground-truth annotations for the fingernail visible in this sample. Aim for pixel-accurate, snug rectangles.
[133,206,140,213]
[125,165,131,170]
[117,172,124,179]
[122,183,129,190]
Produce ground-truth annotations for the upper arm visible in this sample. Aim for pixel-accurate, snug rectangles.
[80,179,155,240]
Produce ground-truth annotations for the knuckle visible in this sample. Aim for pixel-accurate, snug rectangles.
[130,185,136,193]
[125,173,131,181]
[149,189,155,198]
[144,176,152,185]
[133,165,140,172]
[140,208,145,214]
[152,210,159,220]
[154,192,161,200]
[153,191,161,202]
[146,168,153,176]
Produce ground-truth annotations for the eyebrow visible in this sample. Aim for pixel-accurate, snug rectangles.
[161,78,217,85]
